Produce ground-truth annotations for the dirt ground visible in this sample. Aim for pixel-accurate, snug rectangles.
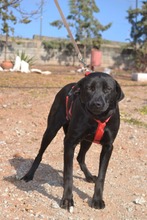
[0,67,147,220]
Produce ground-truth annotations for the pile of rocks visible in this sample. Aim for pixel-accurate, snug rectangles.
[0,56,51,75]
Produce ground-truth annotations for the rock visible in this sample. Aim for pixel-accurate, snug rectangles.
[132,73,147,82]
[20,60,30,73]
[51,201,60,209]
[133,197,146,205]
[2,104,7,108]
[31,68,42,74]
[41,71,51,75]
[104,68,111,74]
[31,69,51,75]
[10,56,30,73]
[10,56,21,71]
[0,140,6,145]
[0,66,3,71]
[69,206,74,213]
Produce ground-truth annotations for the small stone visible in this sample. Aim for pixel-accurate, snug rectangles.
[126,206,133,212]
[0,140,6,145]
[83,198,88,203]
[2,104,7,108]
[133,197,146,205]
[51,201,60,209]
[69,206,74,213]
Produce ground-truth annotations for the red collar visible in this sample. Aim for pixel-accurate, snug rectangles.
[66,95,111,144]
[93,117,111,144]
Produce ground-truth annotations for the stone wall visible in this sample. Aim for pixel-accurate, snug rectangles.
[0,36,127,68]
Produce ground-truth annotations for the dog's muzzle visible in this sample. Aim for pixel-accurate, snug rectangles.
[87,98,109,115]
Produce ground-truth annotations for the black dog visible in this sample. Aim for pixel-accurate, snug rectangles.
[21,72,124,211]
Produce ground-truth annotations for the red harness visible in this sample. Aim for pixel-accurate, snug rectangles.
[93,117,111,144]
[66,96,73,120]
[66,95,111,144]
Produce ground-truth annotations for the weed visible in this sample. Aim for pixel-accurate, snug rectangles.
[123,117,147,128]
[17,51,36,66]
[140,106,147,115]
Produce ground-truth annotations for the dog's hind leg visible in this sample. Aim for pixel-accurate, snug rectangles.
[77,140,97,183]
[21,106,66,182]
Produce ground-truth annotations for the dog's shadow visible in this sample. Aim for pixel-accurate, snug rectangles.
[4,157,91,206]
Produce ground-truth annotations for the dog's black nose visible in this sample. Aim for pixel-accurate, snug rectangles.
[94,101,103,108]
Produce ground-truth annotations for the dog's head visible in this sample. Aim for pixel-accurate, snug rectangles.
[70,72,124,116]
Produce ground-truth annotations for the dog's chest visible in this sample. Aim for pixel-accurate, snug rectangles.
[84,122,100,143]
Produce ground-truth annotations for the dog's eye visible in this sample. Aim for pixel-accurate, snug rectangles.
[103,86,112,93]
[86,85,95,92]
[90,85,95,91]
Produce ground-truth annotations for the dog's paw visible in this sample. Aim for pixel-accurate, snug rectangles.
[91,199,105,209]
[20,173,33,182]
[86,175,97,183]
[60,198,74,213]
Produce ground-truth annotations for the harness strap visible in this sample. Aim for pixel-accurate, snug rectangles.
[66,96,73,120]
[94,117,111,144]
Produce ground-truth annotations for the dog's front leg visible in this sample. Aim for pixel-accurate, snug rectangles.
[60,138,76,212]
[91,144,113,209]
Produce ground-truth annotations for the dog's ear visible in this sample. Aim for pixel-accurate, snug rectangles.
[115,80,125,101]
[68,83,80,96]
[68,78,85,96]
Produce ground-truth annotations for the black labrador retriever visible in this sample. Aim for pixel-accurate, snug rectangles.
[21,72,124,212]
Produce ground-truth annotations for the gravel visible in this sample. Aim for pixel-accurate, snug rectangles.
[0,72,146,219]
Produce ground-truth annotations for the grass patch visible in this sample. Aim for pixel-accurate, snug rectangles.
[0,72,82,88]
[123,117,147,128]
[140,105,147,115]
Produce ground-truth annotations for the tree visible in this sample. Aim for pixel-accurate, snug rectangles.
[0,0,42,61]
[51,0,111,49]
[126,1,147,71]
